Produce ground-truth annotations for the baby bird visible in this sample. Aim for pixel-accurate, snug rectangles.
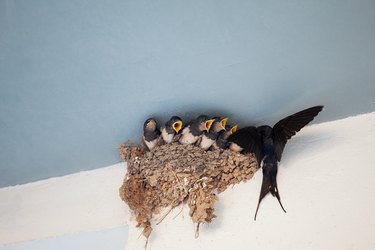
[199,117,228,150]
[212,124,238,150]
[142,118,161,151]
[179,115,214,145]
[161,116,183,143]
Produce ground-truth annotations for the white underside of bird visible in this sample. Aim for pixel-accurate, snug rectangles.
[161,128,174,143]
[179,127,198,144]
[200,135,215,150]
[229,143,243,152]
[142,136,159,150]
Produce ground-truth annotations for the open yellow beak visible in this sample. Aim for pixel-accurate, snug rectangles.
[230,125,238,134]
[221,117,228,129]
[205,119,214,132]
[172,121,183,134]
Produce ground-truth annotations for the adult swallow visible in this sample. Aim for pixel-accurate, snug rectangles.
[142,118,161,151]
[161,116,183,143]
[179,115,214,145]
[228,105,324,220]
[212,124,238,150]
[199,117,228,150]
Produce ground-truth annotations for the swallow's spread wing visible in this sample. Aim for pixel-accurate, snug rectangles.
[272,105,324,161]
[228,126,264,164]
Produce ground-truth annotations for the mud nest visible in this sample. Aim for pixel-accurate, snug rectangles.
[118,142,259,243]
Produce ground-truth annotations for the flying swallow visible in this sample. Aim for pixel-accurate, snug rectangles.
[161,116,183,143]
[179,115,214,145]
[142,118,161,151]
[228,105,324,220]
[199,117,228,150]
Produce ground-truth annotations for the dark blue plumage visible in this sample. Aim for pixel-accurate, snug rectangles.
[228,105,324,220]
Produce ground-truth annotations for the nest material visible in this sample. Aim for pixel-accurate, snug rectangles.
[118,142,259,242]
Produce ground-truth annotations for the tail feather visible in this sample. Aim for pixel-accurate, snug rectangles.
[272,184,287,214]
[254,171,286,220]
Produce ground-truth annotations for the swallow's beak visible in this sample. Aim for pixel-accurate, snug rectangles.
[205,119,214,132]
[173,121,183,133]
[230,125,238,134]
[220,117,228,130]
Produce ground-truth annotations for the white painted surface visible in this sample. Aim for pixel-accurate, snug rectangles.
[0,163,129,245]
[126,112,375,250]
[0,226,128,250]
[1,113,375,250]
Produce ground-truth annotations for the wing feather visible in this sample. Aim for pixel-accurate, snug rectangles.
[228,126,264,165]
[272,105,323,161]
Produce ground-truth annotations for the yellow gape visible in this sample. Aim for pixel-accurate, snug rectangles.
[172,121,182,133]
[230,125,238,134]
[205,119,214,132]
[221,117,228,129]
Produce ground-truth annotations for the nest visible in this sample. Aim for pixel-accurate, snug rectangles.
[118,142,259,245]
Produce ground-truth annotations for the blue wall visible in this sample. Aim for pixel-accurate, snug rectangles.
[1,0,375,187]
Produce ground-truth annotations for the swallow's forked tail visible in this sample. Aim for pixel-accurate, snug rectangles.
[254,173,286,221]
